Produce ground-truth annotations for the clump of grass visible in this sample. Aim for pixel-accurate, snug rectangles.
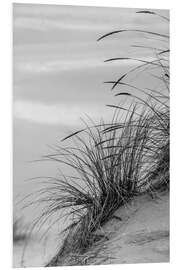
[45,105,169,266]
[43,102,169,265]
[25,10,169,266]
[43,109,151,265]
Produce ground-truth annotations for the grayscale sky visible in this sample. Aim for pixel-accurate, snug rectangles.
[13,3,169,220]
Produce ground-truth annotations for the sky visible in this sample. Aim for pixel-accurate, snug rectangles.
[13,3,169,221]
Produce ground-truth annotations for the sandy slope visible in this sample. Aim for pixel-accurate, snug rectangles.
[14,192,169,267]
[69,191,169,266]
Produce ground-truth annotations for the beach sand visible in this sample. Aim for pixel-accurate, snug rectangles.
[13,191,169,267]
[80,191,169,266]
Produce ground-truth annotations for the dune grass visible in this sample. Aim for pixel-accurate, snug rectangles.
[23,10,169,266]
[45,102,169,266]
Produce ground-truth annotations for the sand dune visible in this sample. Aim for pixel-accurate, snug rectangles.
[53,191,169,266]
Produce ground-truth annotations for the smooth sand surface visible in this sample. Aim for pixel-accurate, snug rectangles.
[82,192,169,265]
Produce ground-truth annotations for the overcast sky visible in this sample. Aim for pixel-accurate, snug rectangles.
[13,3,169,219]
